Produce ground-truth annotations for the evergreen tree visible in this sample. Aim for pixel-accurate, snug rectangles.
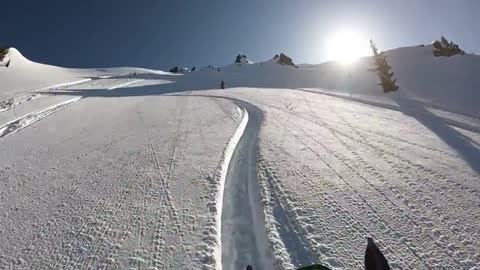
[369,39,399,93]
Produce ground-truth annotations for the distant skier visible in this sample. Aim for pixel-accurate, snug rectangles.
[220,80,225,89]
[133,72,136,77]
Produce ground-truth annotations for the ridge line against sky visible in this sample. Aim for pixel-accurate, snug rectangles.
[2,0,478,69]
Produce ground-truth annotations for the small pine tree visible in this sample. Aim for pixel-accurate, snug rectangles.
[369,39,399,93]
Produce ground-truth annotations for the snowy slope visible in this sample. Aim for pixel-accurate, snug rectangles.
[0,92,243,269]
[0,45,479,270]
[199,88,480,269]
[0,48,102,98]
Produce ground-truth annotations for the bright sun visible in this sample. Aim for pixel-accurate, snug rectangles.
[327,31,370,65]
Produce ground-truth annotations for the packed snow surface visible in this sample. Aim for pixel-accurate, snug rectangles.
[0,47,479,269]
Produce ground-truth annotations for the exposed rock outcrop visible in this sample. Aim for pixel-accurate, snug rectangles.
[273,53,296,67]
[169,66,189,73]
[234,54,253,64]
[432,36,465,57]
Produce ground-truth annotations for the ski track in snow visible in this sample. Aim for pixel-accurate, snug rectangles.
[220,99,276,270]
[0,97,82,138]
[0,78,144,139]
[216,103,249,270]
[0,78,92,113]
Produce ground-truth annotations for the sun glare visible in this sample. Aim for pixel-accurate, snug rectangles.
[327,31,370,65]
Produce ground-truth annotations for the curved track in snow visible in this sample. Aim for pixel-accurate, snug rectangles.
[220,100,274,270]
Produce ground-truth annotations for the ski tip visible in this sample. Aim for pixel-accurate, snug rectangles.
[365,237,391,270]
[367,236,375,246]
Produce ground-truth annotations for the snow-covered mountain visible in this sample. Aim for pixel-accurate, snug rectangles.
[2,45,479,117]
[0,48,167,99]
[195,45,480,116]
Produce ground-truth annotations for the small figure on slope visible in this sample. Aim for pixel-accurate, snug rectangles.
[220,80,225,89]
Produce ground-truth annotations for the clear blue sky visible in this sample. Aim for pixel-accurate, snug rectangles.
[2,0,478,69]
